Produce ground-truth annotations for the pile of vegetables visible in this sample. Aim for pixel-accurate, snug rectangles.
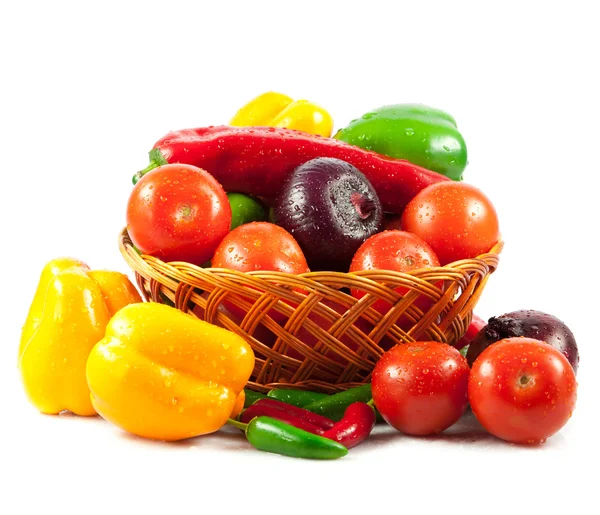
[18,91,579,459]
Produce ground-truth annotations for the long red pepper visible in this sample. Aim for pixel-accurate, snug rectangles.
[238,403,325,435]
[322,402,376,449]
[250,398,335,430]
[134,126,449,213]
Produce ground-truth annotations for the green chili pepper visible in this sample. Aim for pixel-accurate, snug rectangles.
[227,192,268,230]
[334,104,468,181]
[266,388,329,407]
[303,384,373,421]
[243,389,268,408]
[245,416,348,460]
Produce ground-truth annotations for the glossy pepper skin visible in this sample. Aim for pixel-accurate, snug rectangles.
[230,91,334,137]
[239,403,325,435]
[304,384,374,421]
[267,388,329,407]
[335,104,468,181]
[19,258,141,416]
[86,303,255,441]
[322,402,376,449]
[133,126,449,214]
[252,398,335,430]
[243,389,268,408]
[245,416,348,460]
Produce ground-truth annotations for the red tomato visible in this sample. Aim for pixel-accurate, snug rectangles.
[212,222,310,342]
[212,222,309,274]
[401,182,500,265]
[349,231,441,335]
[469,337,577,444]
[127,164,231,265]
[372,341,470,435]
[454,314,486,349]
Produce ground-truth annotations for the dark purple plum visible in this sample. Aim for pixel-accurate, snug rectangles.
[271,158,384,271]
[466,309,579,373]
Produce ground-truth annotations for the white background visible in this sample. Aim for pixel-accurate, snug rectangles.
[1,1,598,513]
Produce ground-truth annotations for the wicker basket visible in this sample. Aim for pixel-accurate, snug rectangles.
[119,228,502,393]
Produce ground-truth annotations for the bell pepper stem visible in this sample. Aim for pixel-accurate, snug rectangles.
[227,418,248,431]
[132,148,169,184]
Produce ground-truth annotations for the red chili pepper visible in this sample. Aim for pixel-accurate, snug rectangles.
[134,126,449,214]
[251,398,335,430]
[239,403,325,435]
[322,402,376,449]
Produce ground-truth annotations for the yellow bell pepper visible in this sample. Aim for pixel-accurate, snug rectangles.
[86,303,255,441]
[19,258,141,416]
[230,91,334,137]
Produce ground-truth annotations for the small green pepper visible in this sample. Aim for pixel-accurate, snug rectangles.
[267,388,329,407]
[245,416,348,460]
[227,192,268,230]
[334,104,467,181]
[303,384,373,421]
[243,389,268,408]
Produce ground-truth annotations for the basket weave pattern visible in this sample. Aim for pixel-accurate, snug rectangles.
[119,229,502,393]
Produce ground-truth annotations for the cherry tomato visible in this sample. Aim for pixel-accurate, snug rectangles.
[372,341,470,435]
[469,337,577,445]
[126,164,231,265]
[212,222,309,274]
[349,231,441,335]
[401,182,500,265]
[455,314,486,350]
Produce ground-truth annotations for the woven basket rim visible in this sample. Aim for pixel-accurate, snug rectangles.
[118,227,503,278]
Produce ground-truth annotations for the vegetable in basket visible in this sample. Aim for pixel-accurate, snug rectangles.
[19,258,141,415]
[401,181,500,265]
[132,125,449,214]
[86,303,254,441]
[230,91,334,137]
[127,163,231,265]
[335,104,468,181]
[227,192,268,230]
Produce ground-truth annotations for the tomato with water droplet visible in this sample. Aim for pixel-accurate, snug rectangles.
[468,337,577,444]
[401,182,500,265]
[372,341,470,435]
[127,164,231,265]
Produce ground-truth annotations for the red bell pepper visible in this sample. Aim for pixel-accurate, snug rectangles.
[134,126,449,213]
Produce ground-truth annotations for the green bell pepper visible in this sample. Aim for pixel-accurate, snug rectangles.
[334,104,468,181]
